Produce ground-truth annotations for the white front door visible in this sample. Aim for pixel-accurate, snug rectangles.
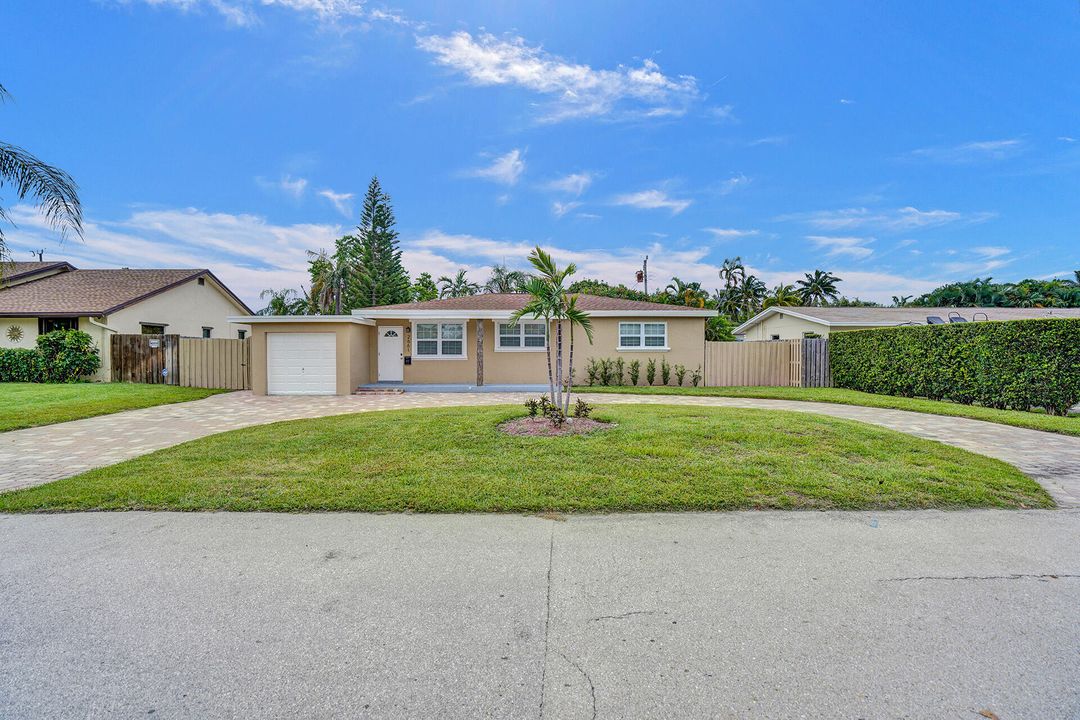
[378,326,404,382]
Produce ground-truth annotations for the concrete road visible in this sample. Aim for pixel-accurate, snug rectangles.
[1,511,1077,719]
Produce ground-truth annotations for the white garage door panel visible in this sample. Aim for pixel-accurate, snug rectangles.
[267,333,337,395]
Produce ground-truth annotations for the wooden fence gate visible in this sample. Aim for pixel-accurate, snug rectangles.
[111,334,180,385]
[800,337,831,388]
[704,338,831,388]
[111,335,249,390]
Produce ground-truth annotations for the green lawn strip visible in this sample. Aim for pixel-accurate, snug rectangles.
[575,386,1080,438]
[0,405,1051,513]
[0,383,229,432]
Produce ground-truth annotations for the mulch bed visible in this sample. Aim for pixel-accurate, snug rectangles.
[498,416,612,437]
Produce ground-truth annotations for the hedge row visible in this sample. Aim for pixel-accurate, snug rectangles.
[0,330,101,383]
[830,318,1080,415]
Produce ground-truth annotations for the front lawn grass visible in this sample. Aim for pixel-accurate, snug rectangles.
[0,383,228,432]
[0,405,1051,513]
[576,386,1080,437]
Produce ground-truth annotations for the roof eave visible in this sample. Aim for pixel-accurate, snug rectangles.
[353,308,715,319]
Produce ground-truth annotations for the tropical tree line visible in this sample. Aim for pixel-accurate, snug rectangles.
[907,274,1080,308]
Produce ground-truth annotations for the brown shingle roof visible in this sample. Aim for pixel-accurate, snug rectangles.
[0,269,223,316]
[365,293,708,313]
[0,261,75,284]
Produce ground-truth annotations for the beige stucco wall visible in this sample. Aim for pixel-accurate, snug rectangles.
[249,322,371,395]
[364,316,706,387]
[0,318,38,349]
[107,277,249,339]
[739,313,880,341]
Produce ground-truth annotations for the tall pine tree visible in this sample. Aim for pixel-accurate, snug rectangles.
[347,176,411,308]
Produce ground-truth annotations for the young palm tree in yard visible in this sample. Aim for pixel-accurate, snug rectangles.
[438,269,480,298]
[511,247,593,413]
[762,283,801,309]
[257,288,308,315]
[0,83,83,262]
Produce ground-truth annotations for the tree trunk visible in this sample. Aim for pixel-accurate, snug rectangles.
[545,320,556,404]
[564,321,575,414]
[555,321,564,410]
[475,319,484,386]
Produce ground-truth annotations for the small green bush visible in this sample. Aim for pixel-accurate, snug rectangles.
[524,398,541,416]
[0,348,45,382]
[646,358,656,385]
[0,330,100,383]
[572,398,592,418]
[674,364,686,386]
[690,365,702,387]
[660,359,671,386]
[830,318,1080,415]
[628,359,640,386]
[585,358,599,386]
[36,330,101,382]
[614,357,625,386]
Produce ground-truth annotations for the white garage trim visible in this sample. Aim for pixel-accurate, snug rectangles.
[266,332,337,395]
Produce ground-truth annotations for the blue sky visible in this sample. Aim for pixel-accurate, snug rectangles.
[3,1,1079,305]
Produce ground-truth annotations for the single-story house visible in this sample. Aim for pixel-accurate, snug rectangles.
[0,261,253,379]
[734,306,1080,341]
[232,294,714,395]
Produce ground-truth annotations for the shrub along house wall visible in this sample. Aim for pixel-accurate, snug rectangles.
[830,318,1080,415]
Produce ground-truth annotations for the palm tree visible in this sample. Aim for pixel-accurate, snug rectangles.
[437,269,480,298]
[511,247,592,413]
[718,256,746,290]
[734,274,767,319]
[762,283,801,309]
[484,264,529,293]
[0,83,83,263]
[796,270,842,306]
[665,277,707,308]
[891,295,913,307]
[257,288,307,316]
[307,249,352,314]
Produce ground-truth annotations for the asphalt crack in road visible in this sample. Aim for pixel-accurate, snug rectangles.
[880,573,1080,582]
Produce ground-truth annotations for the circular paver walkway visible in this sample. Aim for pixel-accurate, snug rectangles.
[1,391,1078,506]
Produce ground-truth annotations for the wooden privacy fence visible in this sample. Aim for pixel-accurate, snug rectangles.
[705,338,831,388]
[111,334,179,385]
[111,334,249,390]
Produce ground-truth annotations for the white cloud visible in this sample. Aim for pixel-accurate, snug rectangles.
[807,235,875,260]
[2,204,340,307]
[545,172,594,196]
[552,201,582,218]
[611,189,692,214]
[910,138,1025,163]
[716,173,750,195]
[464,149,526,186]
[839,98,855,105]
[257,174,308,199]
[318,188,354,217]
[707,104,736,121]
[415,31,700,122]
[780,206,995,232]
[749,135,789,146]
[971,245,1010,259]
[1058,136,1077,143]
[703,227,759,240]
[124,0,369,26]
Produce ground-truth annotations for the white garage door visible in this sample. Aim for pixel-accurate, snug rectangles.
[267,333,337,395]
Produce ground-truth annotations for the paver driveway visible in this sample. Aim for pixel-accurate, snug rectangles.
[1,390,1079,506]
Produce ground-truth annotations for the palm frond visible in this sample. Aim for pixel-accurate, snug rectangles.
[0,142,83,241]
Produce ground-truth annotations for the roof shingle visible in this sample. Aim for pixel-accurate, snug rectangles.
[0,269,210,316]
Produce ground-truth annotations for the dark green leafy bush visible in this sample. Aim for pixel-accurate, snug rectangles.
[0,348,45,382]
[628,359,640,386]
[830,319,1080,415]
[0,330,100,383]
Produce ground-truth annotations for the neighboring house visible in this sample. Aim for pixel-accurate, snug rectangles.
[734,306,1080,341]
[234,294,713,395]
[0,261,253,380]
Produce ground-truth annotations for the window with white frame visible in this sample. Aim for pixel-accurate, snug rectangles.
[414,322,466,358]
[497,321,547,350]
[618,321,668,349]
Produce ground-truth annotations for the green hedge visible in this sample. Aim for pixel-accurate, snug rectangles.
[830,318,1080,415]
[0,330,101,383]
